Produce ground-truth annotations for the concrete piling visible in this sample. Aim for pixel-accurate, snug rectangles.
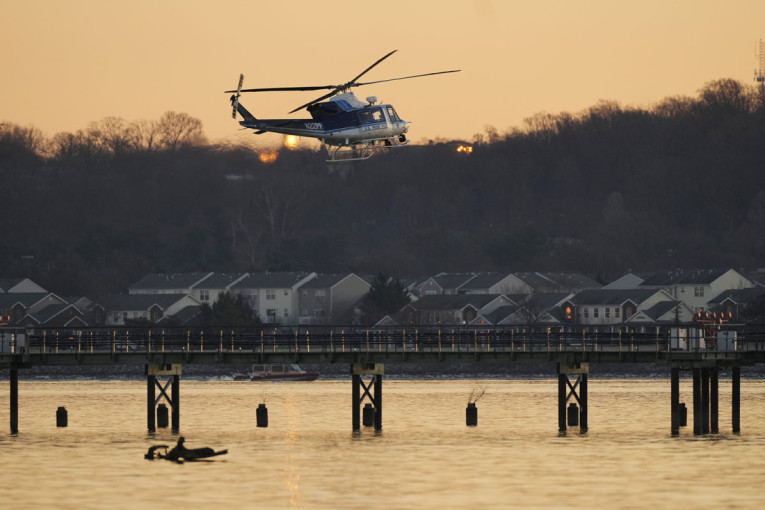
[466,402,477,426]
[256,403,268,428]
[156,404,169,428]
[56,406,68,427]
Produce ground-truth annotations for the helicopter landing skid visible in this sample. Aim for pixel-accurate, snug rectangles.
[325,138,409,163]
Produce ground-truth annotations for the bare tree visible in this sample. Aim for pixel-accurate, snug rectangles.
[0,122,45,155]
[87,116,140,154]
[156,111,205,150]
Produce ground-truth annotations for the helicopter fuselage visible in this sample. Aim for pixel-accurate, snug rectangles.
[236,92,409,146]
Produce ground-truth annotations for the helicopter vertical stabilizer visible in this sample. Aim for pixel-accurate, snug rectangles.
[232,99,257,123]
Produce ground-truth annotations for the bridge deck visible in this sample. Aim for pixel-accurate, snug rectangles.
[2,326,764,368]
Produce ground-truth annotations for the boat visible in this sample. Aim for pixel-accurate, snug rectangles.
[233,363,320,382]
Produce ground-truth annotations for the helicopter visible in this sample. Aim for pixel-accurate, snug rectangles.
[225,50,460,162]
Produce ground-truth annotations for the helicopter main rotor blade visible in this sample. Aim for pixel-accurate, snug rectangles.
[224,51,398,95]
[355,69,461,87]
[285,50,399,113]
[345,49,397,88]
[225,85,338,93]
[288,89,342,114]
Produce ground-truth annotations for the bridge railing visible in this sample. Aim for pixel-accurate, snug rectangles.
[14,324,765,356]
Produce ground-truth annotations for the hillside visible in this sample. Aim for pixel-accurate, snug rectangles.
[1,78,764,296]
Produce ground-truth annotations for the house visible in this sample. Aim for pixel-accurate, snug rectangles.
[189,272,249,305]
[298,273,370,324]
[17,303,88,328]
[637,269,753,305]
[0,292,70,325]
[103,294,202,326]
[514,272,601,294]
[602,272,649,290]
[565,288,691,326]
[231,272,316,324]
[706,287,765,320]
[524,292,575,324]
[0,278,47,294]
[64,297,106,326]
[390,294,516,325]
[624,300,695,325]
[667,269,753,311]
[417,273,477,296]
[458,273,531,295]
[128,272,214,295]
[470,304,528,326]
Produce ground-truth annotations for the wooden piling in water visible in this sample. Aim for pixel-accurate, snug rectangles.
[171,375,180,432]
[558,372,567,433]
[374,373,383,431]
[10,368,18,434]
[352,373,360,430]
[732,366,740,433]
[692,368,701,435]
[710,369,719,434]
[147,373,156,432]
[701,368,710,434]
[671,367,680,436]
[580,373,588,433]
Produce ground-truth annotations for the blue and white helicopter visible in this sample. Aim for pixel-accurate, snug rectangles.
[226,50,459,162]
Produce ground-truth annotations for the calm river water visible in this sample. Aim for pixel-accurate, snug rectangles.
[2,377,765,509]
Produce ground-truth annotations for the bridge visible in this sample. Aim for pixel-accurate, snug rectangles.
[2,324,764,436]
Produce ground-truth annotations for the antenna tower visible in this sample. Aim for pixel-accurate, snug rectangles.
[755,39,765,83]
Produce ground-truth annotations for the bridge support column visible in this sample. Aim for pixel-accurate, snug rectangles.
[692,368,701,435]
[701,368,710,434]
[351,363,383,431]
[10,367,18,434]
[671,367,680,436]
[147,373,155,432]
[146,364,182,433]
[557,362,589,434]
[732,366,740,433]
[710,368,719,434]
[689,366,719,436]
[171,374,180,431]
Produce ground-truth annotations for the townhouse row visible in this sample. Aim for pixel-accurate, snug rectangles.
[381,269,764,329]
[1,268,764,329]
[0,272,370,327]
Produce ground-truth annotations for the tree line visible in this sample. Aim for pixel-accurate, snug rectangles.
[1,78,764,298]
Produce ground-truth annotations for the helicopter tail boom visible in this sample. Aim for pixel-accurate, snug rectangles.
[231,95,257,123]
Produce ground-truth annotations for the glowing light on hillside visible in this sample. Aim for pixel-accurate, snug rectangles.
[283,135,299,150]
[456,145,473,154]
[259,151,278,164]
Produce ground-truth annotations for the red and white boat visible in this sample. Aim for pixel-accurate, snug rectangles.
[233,363,320,382]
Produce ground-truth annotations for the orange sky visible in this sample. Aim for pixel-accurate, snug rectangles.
[3,1,765,149]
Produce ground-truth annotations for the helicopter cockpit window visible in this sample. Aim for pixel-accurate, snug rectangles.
[387,106,400,122]
[358,110,372,124]
[370,108,384,123]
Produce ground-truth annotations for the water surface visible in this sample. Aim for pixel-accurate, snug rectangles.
[2,378,764,509]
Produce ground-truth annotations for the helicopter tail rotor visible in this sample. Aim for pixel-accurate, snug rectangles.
[231,74,244,119]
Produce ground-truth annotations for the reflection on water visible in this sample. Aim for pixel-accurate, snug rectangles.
[1,378,765,509]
